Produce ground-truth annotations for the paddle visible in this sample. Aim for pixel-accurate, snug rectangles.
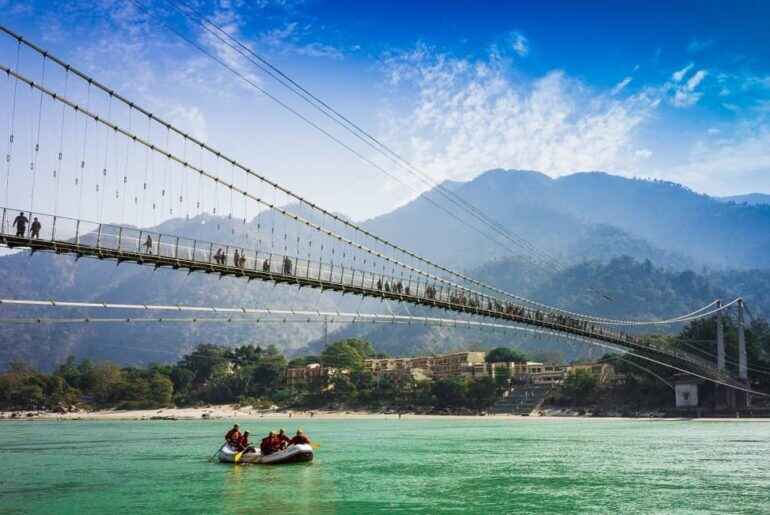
[208,443,226,462]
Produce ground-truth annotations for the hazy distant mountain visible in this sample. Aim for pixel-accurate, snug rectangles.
[363,170,694,271]
[720,193,770,206]
[364,170,770,270]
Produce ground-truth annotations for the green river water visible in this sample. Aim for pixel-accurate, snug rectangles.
[0,418,768,514]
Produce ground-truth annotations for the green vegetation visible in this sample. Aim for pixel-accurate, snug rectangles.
[560,369,598,405]
[4,314,770,414]
[485,347,527,363]
[0,341,501,414]
[320,338,376,368]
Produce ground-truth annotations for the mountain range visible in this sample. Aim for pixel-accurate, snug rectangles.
[720,193,770,206]
[2,169,770,370]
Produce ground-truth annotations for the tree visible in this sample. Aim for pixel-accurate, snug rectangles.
[87,363,124,405]
[170,367,195,394]
[320,339,375,369]
[561,369,598,405]
[149,374,174,406]
[494,366,511,393]
[432,377,468,409]
[288,355,321,367]
[485,347,527,364]
[178,344,229,385]
[249,361,285,397]
[467,377,498,412]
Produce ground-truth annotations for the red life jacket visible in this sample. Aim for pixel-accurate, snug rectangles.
[225,429,241,443]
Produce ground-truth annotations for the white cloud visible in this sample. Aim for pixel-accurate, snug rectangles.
[257,22,344,59]
[379,45,655,184]
[510,32,529,57]
[488,30,530,62]
[687,69,708,90]
[634,148,652,159]
[611,77,633,96]
[671,69,708,107]
[672,63,694,82]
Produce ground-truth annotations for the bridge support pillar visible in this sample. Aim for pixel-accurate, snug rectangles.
[714,300,730,409]
[716,300,725,371]
[737,299,751,409]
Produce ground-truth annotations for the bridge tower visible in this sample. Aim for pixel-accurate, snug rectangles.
[716,300,725,371]
[714,299,734,409]
[737,299,748,381]
[737,299,751,408]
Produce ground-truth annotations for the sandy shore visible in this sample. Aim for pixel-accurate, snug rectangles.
[1,405,768,422]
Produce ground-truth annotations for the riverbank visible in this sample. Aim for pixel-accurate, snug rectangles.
[2,405,768,421]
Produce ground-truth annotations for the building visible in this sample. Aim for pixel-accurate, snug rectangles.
[567,363,617,384]
[362,352,486,381]
[674,375,702,408]
[427,352,487,379]
[284,363,339,387]
[285,350,615,387]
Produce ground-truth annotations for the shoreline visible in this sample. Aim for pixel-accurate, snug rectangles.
[2,405,768,422]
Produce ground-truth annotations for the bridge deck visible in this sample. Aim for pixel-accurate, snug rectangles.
[0,207,734,385]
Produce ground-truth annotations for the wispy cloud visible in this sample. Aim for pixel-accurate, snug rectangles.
[611,77,633,96]
[258,22,345,59]
[672,62,694,82]
[670,68,708,107]
[379,44,655,184]
[509,31,529,57]
[489,30,529,62]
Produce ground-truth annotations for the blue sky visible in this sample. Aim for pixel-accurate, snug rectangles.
[1,0,770,223]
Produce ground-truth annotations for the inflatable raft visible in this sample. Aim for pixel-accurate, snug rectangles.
[217,443,314,465]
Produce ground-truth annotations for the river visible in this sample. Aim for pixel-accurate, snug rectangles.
[0,418,768,513]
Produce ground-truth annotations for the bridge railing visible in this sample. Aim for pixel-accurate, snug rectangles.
[0,207,648,335]
[0,207,731,379]
[0,207,448,305]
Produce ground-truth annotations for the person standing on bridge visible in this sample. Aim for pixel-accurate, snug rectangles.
[233,249,240,268]
[143,235,153,254]
[30,217,41,239]
[12,212,29,237]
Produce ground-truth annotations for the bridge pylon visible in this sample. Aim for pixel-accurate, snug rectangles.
[737,299,751,408]
[714,300,731,409]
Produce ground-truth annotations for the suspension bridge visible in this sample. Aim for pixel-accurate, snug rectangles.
[0,24,760,400]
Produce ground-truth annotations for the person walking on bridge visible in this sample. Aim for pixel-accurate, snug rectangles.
[143,235,153,254]
[30,217,41,239]
[12,212,29,237]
